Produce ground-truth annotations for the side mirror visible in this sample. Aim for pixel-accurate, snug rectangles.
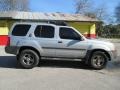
[75,36,84,41]
[80,36,85,41]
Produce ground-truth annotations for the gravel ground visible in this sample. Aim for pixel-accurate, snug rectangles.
[0,42,120,90]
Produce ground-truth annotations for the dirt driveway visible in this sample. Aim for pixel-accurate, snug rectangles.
[0,42,120,90]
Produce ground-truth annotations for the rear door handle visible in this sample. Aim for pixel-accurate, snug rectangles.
[58,41,62,43]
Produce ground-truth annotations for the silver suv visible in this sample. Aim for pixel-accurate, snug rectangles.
[5,22,117,69]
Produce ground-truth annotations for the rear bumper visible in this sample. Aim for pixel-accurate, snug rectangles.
[5,46,19,55]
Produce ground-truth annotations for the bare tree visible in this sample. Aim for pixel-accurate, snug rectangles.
[75,0,90,14]
[115,2,120,23]
[0,0,30,11]
[84,12,97,18]
[94,6,107,21]
[75,0,108,21]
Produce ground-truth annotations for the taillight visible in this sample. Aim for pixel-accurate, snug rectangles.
[6,36,10,46]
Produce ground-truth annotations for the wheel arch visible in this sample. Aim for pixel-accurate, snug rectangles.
[85,49,111,64]
[18,46,41,58]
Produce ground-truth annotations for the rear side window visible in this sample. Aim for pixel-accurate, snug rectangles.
[34,25,54,38]
[12,24,31,36]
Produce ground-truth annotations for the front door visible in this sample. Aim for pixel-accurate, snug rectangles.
[56,27,88,58]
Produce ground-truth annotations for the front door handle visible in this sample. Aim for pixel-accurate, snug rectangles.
[58,41,62,43]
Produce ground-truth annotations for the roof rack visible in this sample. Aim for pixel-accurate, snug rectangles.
[48,21,68,26]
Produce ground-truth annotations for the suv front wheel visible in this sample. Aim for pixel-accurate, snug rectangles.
[18,49,40,69]
[89,51,108,70]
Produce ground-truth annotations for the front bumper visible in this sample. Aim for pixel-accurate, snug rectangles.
[109,50,117,61]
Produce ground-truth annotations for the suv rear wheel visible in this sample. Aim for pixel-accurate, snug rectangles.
[18,49,40,69]
[89,51,108,70]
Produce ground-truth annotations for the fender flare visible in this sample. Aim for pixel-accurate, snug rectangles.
[84,49,111,64]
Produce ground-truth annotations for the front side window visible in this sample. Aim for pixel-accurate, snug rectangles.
[34,25,54,38]
[59,27,81,40]
[12,24,31,36]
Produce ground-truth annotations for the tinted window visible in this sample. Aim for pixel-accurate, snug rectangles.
[12,25,31,36]
[60,27,81,40]
[34,25,54,38]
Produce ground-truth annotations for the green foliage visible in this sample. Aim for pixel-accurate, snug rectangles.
[99,24,120,38]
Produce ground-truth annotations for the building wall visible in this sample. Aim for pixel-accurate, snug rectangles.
[67,22,96,38]
[0,20,9,45]
[0,20,96,46]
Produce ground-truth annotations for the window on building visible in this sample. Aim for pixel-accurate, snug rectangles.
[34,25,54,38]
[12,24,31,36]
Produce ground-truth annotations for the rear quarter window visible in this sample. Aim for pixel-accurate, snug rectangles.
[12,24,31,36]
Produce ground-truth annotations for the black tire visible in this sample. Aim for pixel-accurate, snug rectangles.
[89,51,108,70]
[18,49,40,69]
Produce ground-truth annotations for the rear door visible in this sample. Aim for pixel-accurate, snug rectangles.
[34,25,57,57]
